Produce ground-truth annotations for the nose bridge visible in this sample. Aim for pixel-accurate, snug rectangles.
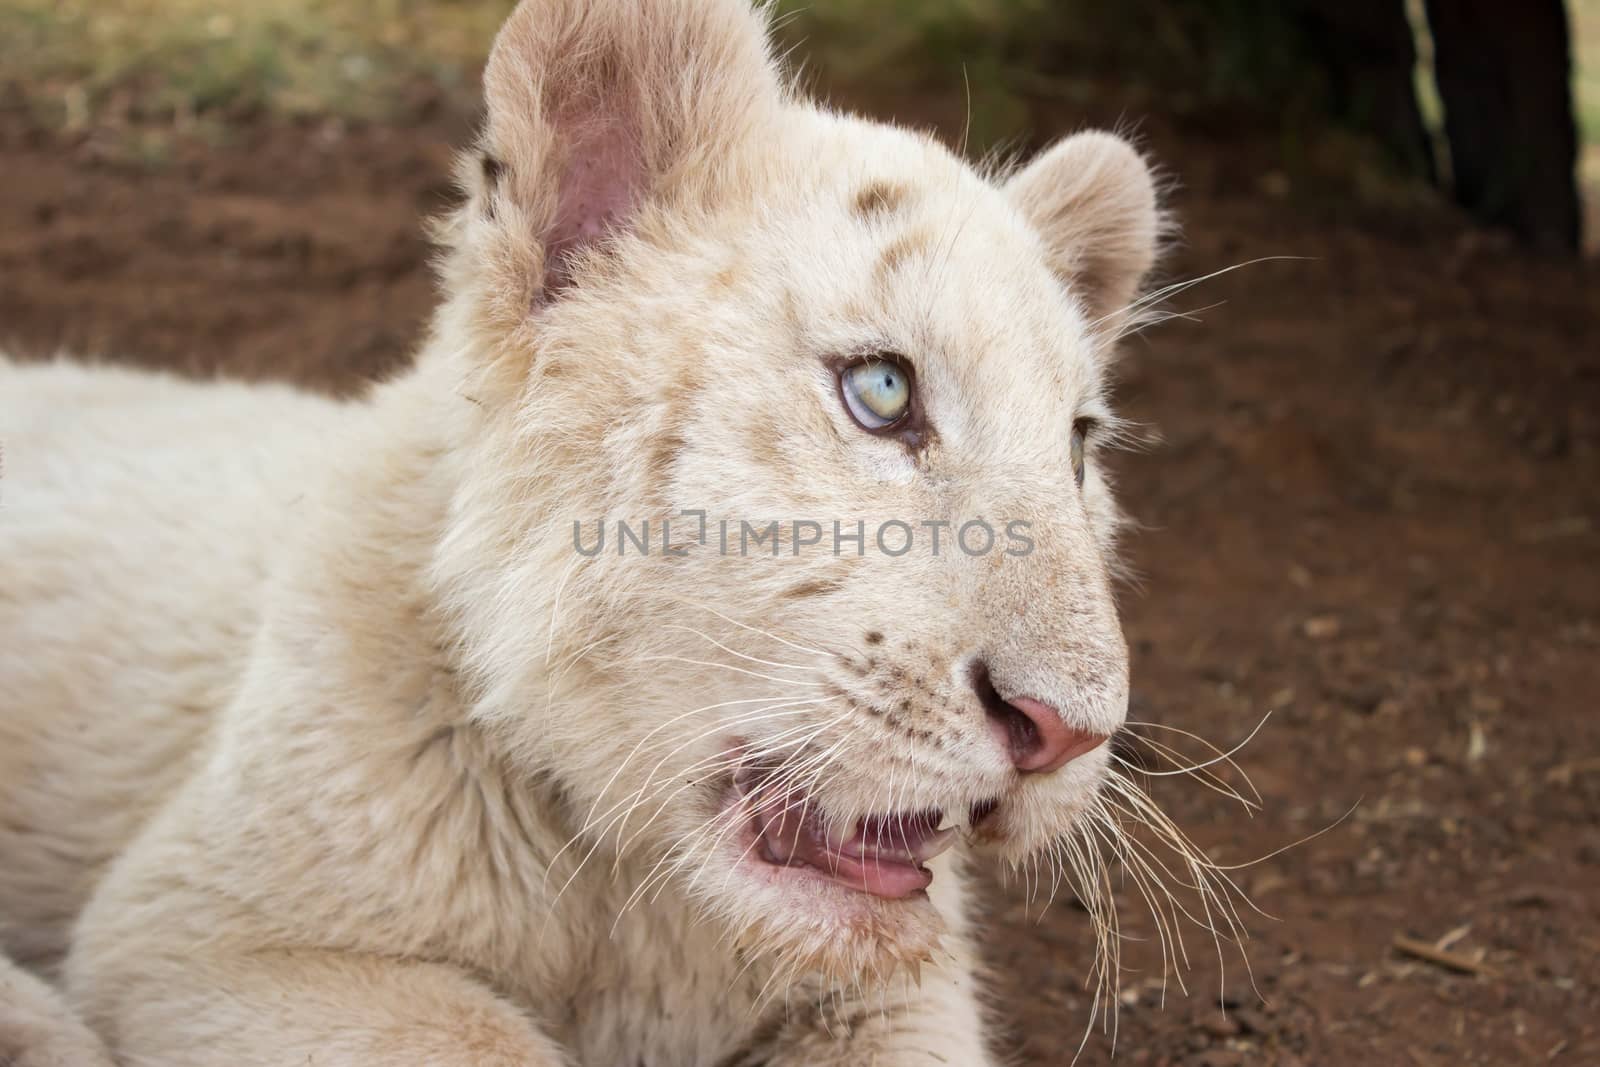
[963,495,1129,736]
[963,474,1106,615]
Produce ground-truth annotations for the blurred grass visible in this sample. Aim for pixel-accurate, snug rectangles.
[1574,0,1600,253]
[0,0,1332,148]
[0,0,512,130]
[1575,0,1600,142]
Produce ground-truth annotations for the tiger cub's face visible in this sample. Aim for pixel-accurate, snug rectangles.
[434,0,1159,980]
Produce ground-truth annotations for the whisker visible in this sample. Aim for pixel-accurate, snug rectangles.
[1193,799,1361,872]
[542,704,838,922]
[1123,719,1265,805]
[632,655,827,687]
[1093,256,1312,330]
[547,696,827,877]
[658,623,822,673]
[669,597,838,658]
[1119,711,1273,783]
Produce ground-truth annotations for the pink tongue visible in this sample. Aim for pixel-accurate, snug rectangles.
[756,802,934,899]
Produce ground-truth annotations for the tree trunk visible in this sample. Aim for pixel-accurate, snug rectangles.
[1292,0,1438,182]
[1425,0,1582,254]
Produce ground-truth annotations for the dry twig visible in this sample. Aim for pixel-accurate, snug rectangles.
[1392,934,1497,977]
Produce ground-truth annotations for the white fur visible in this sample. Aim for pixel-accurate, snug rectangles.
[0,1,1162,1063]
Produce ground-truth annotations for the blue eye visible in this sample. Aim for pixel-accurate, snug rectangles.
[840,358,912,430]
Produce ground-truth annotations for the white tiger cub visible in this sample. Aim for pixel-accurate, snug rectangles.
[0,0,1162,1063]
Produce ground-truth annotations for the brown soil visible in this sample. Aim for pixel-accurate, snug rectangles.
[2,82,1597,1066]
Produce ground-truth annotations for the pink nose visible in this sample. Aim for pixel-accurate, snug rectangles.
[995,695,1108,773]
[971,661,1109,773]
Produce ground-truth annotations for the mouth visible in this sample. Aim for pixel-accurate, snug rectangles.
[733,765,990,900]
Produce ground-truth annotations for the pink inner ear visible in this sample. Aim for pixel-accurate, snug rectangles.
[542,116,643,298]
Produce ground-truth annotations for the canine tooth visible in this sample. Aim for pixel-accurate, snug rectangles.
[912,825,959,862]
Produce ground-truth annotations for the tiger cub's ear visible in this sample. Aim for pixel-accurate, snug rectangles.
[476,0,783,306]
[1005,131,1162,336]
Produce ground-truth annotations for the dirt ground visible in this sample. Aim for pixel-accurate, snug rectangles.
[2,74,1597,1066]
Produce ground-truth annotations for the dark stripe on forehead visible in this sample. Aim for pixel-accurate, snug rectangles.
[852,180,909,219]
[874,229,932,284]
